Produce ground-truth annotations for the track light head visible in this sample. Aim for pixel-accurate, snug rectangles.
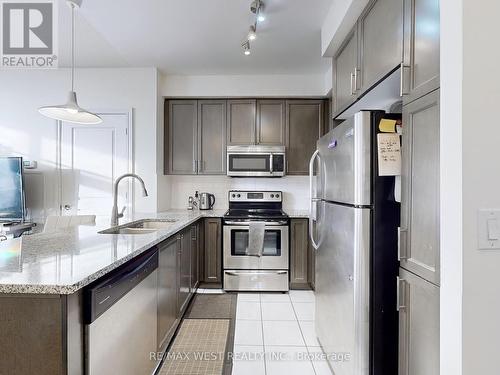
[248,25,257,41]
[251,0,265,22]
[242,41,251,55]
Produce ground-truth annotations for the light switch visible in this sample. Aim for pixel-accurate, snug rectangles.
[488,219,500,240]
[478,210,500,249]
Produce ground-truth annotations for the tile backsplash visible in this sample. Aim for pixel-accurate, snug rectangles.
[165,175,310,212]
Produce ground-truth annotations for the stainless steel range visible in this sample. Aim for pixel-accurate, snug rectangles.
[223,190,289,292]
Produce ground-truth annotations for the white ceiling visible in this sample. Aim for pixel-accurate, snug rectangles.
[57,0,333,75]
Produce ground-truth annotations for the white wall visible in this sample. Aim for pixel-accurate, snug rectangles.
[440,0,463,373]
[155,70,171,212]
[160,74,329,97]
[166,175,310,212]
[461,0,500,372]
[441,0,500,373]
[0,67,159,217]
[321,0,369,57]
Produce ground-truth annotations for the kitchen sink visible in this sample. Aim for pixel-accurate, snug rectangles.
[126,219,178,230]
[99,219,178,235]
[100,227,158,235]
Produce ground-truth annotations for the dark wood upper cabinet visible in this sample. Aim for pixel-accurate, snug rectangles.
[359,0,403,94]
[165,99,226,175]
[256,100,286,145]
[286,100,324,175]
[333,29,358,114]
[166,98,327,176]
[402,0,440,103]
[226,99,256,145]
[197,100,226,175]
[166,100,198,174]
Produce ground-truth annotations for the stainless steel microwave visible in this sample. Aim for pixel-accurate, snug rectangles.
[226,145,286,177]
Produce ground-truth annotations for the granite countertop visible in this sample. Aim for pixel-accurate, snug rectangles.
[0,208,309,295]
[0,210,225,295]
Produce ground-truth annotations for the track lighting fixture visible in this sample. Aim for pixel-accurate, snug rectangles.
[241,0,265,55]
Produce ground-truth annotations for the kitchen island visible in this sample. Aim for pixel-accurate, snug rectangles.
[0,208,311,375]
[0,210,225,375]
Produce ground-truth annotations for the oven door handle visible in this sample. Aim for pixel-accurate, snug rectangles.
[224,221,288,226]
[225,270,288,276]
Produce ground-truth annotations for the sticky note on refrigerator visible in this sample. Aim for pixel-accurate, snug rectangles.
[379,119,397,133]
[377,133,401,176]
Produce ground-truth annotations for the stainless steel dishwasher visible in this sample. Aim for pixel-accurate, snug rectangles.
[84,250,159,375]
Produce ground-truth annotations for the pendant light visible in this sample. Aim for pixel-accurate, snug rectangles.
[38,0,102,125]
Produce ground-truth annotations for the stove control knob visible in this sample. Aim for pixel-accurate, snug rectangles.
[270,194,274,198]
[232,194,236,198]
[237,194,241,198]
[275,194,279,198]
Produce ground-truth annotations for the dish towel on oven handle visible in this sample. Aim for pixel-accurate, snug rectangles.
[246,221,265,257]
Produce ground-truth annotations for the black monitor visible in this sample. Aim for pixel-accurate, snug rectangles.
[0,157,25,222]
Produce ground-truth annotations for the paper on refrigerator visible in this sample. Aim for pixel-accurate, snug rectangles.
[377,133,401,176]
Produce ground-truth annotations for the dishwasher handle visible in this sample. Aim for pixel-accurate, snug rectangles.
[84,249,158,324]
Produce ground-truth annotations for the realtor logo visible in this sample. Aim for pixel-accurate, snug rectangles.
[1,0,58,68]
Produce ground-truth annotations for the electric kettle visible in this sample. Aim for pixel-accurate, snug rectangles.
[199,193,215,210]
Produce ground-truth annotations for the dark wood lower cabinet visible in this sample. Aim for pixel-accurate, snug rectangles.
[290,219,315,290]
[0,293,84,375]
[308,232,316,290]
[190,222,200,291]
[203,218,222,284]
[158,236,179,351]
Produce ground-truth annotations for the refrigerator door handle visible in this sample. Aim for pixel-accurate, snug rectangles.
[309,150,321,250]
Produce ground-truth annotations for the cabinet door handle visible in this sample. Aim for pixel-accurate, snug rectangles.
[354,68,359,92]
[350,72,355,95]
[398,228,408,260]
[400,63,410,96]
[397,277,406,311]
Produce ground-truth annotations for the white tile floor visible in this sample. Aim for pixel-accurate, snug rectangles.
[232,291,332,375]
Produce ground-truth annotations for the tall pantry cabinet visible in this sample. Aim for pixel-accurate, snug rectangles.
[398,0,440,374]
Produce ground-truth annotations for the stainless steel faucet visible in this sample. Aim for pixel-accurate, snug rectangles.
[111,173,148,226]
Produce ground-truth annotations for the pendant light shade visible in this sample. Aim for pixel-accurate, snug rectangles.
[39,91,102,124]
[38,0,102,125]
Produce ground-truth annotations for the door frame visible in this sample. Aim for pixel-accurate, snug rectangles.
[56,109,134,217]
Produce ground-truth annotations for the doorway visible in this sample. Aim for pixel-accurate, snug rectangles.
[58,111,132,220]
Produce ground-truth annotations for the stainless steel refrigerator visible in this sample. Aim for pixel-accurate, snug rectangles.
[309,111,400,375]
